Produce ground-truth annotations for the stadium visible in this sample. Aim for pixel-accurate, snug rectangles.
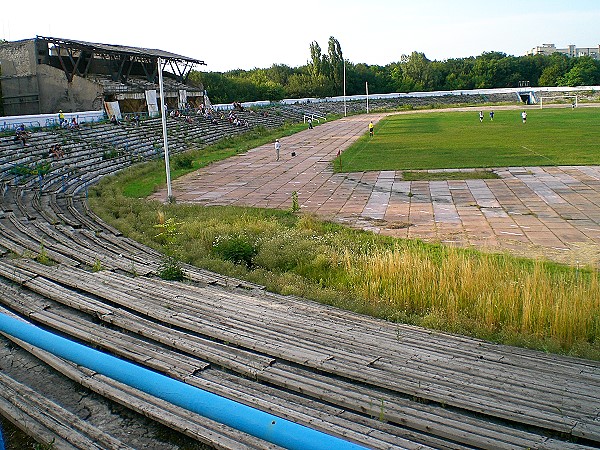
[0,36,600,450]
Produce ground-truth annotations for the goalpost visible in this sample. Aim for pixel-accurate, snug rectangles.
[539,95,578,109]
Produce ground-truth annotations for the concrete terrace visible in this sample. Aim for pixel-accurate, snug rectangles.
[152,110,600,266]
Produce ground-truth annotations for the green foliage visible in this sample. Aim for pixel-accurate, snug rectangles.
[188,38,600,102]
[172,154,194,170]
[35,242,52,265]
[91,257,104,272]
[10,162,51,177]
[154,216,184,246]
[103,149,119,160]
[158,256,185,281]
[91,182,600,360]
[212,234,257,267]
[558,57,600,86]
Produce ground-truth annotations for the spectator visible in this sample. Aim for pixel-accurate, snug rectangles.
[49,143,64,158]
[69,118,79,130]
[14,124,29,146]
[110,115,120,126]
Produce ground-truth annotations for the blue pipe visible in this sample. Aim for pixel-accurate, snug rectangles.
[0,313,369,450]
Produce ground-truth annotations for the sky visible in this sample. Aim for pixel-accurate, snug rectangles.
[2,1,599,72]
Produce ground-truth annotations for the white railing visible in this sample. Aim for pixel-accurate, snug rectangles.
[0,110,105,131]
[303,113,326,124]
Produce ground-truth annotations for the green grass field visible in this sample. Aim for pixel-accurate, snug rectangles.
[337,107,600,172]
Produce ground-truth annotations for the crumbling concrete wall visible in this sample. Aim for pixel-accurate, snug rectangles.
[0,39,36,77]
[37,64,103,113]
[0,39,40,115]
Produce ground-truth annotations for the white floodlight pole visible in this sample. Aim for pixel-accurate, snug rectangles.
[366,81,369,114]
[158,57,172,200]
[343,59,347,117]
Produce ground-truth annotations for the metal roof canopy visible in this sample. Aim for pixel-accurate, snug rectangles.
[36,35,205,84]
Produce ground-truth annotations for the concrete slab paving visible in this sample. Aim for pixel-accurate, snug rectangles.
[150,112,600,266]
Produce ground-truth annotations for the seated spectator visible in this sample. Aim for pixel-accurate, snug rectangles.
[134,114,140,126]
[14,124,29,146]
[110,115,120,126]
[49,143,64,158]
[69,118,79,130]
[211,118,218,125]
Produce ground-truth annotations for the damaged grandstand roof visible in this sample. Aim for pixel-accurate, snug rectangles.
[36,35,205,65]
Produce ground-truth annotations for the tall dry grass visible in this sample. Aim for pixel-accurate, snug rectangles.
[91,181,600,358]
[342,245,600,348]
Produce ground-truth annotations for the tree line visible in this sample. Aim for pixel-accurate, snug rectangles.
[188,36,600,104]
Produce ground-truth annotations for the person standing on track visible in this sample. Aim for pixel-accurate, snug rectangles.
[274,139,281,161]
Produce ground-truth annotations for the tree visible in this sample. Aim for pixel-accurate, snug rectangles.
[558,57,600,87]
[309,41,323,79]
[189,46,592,104]
[538,53,571,87]
[396,52,434,92]
[327,36,344,95]
[439,57,475,90]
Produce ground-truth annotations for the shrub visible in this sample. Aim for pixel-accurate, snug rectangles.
[158,256,185,281]
[173,154,194,170]
[212,235,257,267]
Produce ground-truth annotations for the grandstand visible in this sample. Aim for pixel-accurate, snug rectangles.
[0,36,205,116]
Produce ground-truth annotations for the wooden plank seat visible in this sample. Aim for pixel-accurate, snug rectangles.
[3,257,597,446]
[0,371,134,450]
[1,331,286,450]
[0,286,209,379]
[1,259,592,449]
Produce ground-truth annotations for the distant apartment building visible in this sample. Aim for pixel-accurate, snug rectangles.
[527,43,600,60]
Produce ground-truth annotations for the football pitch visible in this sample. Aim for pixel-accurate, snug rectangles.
[337,107,600,172]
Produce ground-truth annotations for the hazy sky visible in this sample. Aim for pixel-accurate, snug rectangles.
[2,1,599,72]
